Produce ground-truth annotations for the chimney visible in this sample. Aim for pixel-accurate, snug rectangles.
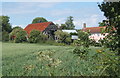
[83,23,86,29]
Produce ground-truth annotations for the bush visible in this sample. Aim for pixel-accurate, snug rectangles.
[73,47,89,56]
[77,30,90,47]
[64,37,72,45]
[15,30,27,43]
[29,30,41,43]
[9,27,23,41]
[29,30,48,43]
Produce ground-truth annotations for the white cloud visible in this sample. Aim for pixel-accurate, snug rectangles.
[3,0,103,2]
[53,14,106,29]
[38,2,57,8]
[51,9,72,16]
[12,24,26,29]
[54,18,66,25]
[3,2,58,15]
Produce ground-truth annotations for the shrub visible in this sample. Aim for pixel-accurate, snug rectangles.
[73,47,89,56]
[29,30,41,43]
[77,30,90,47]
[64,37,72,45]
[15,30,27,43]
[29,30,48,43]
[9,27,23,41]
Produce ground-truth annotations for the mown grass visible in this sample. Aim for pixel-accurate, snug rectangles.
[2,42,119,76]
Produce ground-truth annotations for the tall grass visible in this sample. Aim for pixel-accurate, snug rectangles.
[2,42,119,76]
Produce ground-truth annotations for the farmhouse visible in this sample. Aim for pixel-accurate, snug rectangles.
[24,22,58,39]
[82,25,107,42]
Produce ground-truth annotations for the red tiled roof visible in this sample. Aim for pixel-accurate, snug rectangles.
[82,26,106,33]
[24,22,53,34]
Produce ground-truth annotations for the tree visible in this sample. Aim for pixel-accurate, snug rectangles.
[54,30,71,44]
[59,24,67,30]
[15,30,27,43]
[32,17,48,24]
[98,2,120,76]
[0,16,12,33]
[65,16,75,29]
[12,26,23,30]
[0,16,12,41]
[98,20,109,27]
[98,1,120,55]
[2,31,9,42]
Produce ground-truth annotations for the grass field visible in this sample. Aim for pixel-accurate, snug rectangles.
[2,42,118,76]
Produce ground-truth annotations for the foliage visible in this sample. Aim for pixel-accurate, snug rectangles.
[3,43,119,76]
[98,20,109,27]
[15,30,27,43]
[0,16,12,41]
[73,47,89,57]
[54,30,71,44]
[89,39,102,47]
[70,32,78,35]
[9,27,23,41]
[59,24,67,30]
[0,16,12,33]
[98,1,120,55]
[29,30,42,43]
[0,31,1,41]
[2,31,9,42]
[77,30,90,47]
[65,16,75,29]
[32,17,48,24]
[12,26,23,30]
[29,30,48,43]
[99,34,119,53]
[64,37,72,45]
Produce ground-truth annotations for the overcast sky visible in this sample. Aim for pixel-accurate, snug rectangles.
[2,2,106,29]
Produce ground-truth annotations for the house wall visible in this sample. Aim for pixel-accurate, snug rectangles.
[89,33,108,42]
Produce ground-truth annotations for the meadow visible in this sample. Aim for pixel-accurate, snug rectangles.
[2,42,119,76]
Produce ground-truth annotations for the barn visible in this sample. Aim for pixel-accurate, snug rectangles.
[24,22,58,39]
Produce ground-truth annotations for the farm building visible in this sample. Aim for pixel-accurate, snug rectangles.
[24,22,58,39]
[82,25,108,42]
[62,30,78,40]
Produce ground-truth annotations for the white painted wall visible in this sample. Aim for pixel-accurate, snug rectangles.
[89,33,108,42]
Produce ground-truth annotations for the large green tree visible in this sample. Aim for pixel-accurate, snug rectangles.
[98,1,120,55]
[65,16,75,29]
[98,20,109,27]
[0,16,12,41]
[0,16,12,33]
[32,17,48,24]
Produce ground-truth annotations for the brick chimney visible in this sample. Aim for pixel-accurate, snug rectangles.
[83,23,86,29]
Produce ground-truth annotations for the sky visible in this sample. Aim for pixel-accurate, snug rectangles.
[1,2,106,29]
